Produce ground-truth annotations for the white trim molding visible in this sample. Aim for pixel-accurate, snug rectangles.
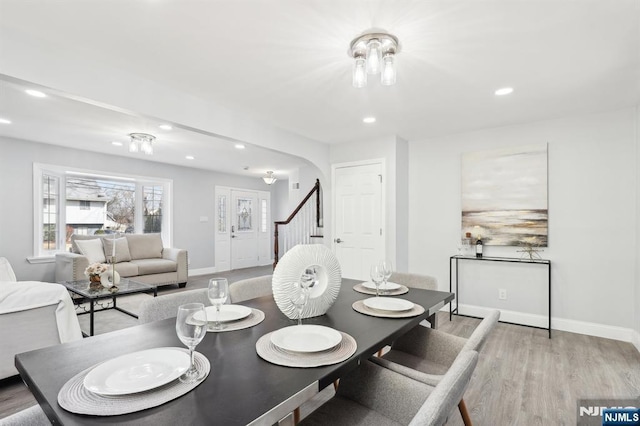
[448,304,639,350]
[188,267,217,277]
[632,330,640,353]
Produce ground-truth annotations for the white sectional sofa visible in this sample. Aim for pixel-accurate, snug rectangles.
[0,257,83,379]
[55,233,188,288]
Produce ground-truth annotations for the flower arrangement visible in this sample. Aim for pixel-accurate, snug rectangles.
[85,263,108,282]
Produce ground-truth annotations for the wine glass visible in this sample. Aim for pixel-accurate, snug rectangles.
[176,303,207,383]
[208,278,229,330]
[370,264,385,297]
[380,260,393,293]
[289,282,309,326]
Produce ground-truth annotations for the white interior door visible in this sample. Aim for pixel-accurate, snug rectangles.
[333,162,384,280]
[231,190,259,269]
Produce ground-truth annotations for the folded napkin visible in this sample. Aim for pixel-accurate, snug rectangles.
[0,281,83,342]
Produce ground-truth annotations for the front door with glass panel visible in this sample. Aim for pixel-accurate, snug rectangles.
[231,190,259,269]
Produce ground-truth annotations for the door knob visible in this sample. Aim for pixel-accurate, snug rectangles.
[334,238,342,243]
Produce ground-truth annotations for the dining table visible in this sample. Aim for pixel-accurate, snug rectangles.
[15,278,454,426]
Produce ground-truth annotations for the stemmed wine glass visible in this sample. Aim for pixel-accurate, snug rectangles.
[370,264,385,297]
[289,282,309,326]
[208,278,229,330]
[176,303,207,383]
[380,260,393,293]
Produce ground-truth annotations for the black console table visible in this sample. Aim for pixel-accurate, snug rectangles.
[449,255,552,338]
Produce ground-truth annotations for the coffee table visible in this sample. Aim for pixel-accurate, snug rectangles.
[61,278,157,336]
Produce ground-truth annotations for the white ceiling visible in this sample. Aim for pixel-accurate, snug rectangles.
[0,1,638,174]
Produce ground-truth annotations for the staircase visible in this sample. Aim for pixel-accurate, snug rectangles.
[273,179,323,267]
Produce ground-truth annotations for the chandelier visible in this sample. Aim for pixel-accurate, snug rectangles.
[348,30,400,88]
[129,133,155,155]
[262,171,277,185]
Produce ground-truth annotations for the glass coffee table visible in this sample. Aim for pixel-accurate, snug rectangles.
[61,278,157,336]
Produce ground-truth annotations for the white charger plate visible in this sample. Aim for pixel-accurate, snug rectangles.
[193,305,252,323]
[83,347,190,395]
[363,297,414,312]
[270,325,342,353]
[361,281,401,291]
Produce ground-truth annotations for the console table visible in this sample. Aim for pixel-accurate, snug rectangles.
[449,255,551,338]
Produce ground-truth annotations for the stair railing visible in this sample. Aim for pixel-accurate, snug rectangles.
[273,179,323,267]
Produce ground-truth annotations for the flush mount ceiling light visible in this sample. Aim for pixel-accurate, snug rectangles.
[348,30,400,88]
[262,171,277,185]
[128,133,155,155]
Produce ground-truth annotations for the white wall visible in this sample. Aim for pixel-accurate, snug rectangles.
[0,137,275,282]
[409,108,637,339]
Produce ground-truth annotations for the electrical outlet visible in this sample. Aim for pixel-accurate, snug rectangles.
[498,289,507,300]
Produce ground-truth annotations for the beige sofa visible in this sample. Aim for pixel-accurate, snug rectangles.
[55,233,188,288]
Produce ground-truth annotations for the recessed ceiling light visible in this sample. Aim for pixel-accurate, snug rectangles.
[495,87,514,96]
[25,89,47,98]
[159,124,173,130]
[185,155,195,160]
[0,118,11,124]
[235,144,246,150]
[363,117,376,124]
[111,141,123,146]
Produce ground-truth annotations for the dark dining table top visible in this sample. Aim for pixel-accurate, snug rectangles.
[15,279,454,426]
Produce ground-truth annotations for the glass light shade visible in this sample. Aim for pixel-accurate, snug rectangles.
[381,54,396,86]
[263,171,277,185]
[141,140,153,155]
[365,39,382,75]
[129,140,140,153]
[352,57,367,88]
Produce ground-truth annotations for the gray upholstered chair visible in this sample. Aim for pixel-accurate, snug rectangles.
[0,405,49,426]
[299,351,478,426]
[228,275,273,303]
[137,289,209,324]
[389,271,439,327]
[378,309,501,426]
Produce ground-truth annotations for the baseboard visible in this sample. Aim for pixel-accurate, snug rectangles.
[188,267,217,277]
[632,330,640,353]
[444,303,638,347]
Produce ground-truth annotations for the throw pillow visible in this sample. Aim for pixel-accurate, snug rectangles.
[102,237,132,263]
[75,238,106,264]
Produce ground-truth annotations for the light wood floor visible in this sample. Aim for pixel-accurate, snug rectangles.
[2,270,639,424]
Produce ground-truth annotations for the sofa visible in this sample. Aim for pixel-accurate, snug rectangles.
[55,233,188,288]
[0,257,83,379]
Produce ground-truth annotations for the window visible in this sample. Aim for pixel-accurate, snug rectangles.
[260,199,267,233]
[33,164,172,257]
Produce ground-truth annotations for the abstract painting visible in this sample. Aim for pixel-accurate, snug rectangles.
[461,144,548,246]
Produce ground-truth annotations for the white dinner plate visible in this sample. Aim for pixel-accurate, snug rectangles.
[83,347,190,395]
[363,297,414,312]
[361,281,401,291]
[270,325,342,353]
[193,305,253,323]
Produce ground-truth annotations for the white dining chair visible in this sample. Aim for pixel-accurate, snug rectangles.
[299,350,479,426]
[228,275,273,303]
[377,309,500,426]
[389,271,439,327]
[0,405,49,426]
[137,289,209,324]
